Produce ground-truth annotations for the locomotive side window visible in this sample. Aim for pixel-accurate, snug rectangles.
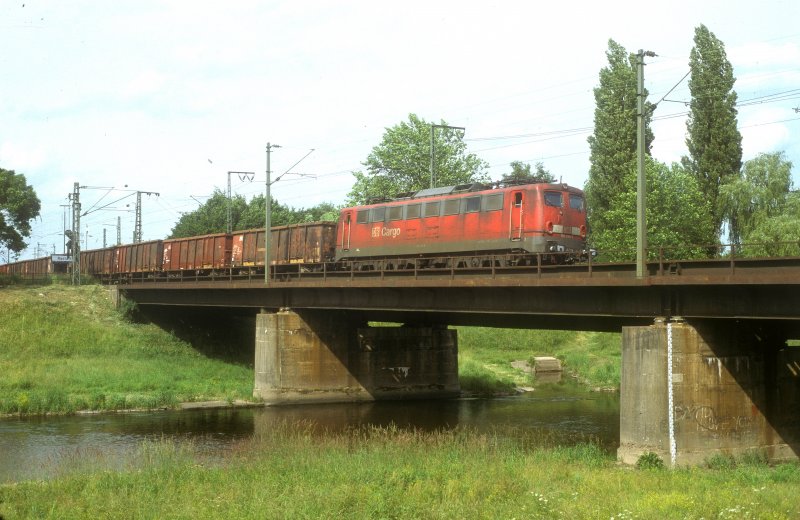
[357,210,369,224]
[387,206,403,221]
[406,203,421,219]
[514,192,523,207]
[443,199,460,216]
[370,207,386,222]
[464,196,480,213]
[482,193,503,211]
[569,194,585,212]
[544,191,563,207]
[424,201,440,217]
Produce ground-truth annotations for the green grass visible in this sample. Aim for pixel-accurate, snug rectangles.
[1,423,797,519]
[456,327,621,393]
[0,284,255,414]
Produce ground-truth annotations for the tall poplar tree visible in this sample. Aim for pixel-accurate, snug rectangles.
[585,40,653,244]
[683,24,742,240]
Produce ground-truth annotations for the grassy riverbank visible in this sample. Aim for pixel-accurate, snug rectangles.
[1,423,798,519]
[458,326,620,393]
[0,283,617,415]
[0,284,254,414]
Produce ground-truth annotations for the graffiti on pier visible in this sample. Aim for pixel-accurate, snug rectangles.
[673,404,756,437]
[384,366,411,382]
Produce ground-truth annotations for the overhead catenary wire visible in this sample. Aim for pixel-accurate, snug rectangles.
[19,31,800,257]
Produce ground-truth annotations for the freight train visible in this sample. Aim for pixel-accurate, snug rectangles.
[0,181,587,282]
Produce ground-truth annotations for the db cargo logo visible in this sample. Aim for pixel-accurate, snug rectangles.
[371,226,401,238]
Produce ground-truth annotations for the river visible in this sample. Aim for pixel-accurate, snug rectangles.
[0,386,619,483]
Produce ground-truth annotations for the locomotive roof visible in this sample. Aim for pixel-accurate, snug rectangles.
[362,180,582,206]
[385,182,488,203]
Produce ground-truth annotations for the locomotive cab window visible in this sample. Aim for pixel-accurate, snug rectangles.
[482,193,503,211]
[464,196,480,213]
[544,191,563,207]
[387,206,403,221]
[356,210,369,224]
[443,199,460,216]
[424,201,440,217]
[406,203,421,219]
[514,192,523,207]
[569,194,585,212]
[370,207,386,222]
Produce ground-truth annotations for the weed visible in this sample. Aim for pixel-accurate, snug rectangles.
[738,449,768,467]
[636,451,665,470]
[705,452,737,470]
[117,297,140,321]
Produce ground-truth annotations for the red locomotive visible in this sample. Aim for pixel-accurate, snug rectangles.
[1,181,586,281]
[336,182,586,268]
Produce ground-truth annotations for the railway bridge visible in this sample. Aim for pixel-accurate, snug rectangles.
[115,255,800,465]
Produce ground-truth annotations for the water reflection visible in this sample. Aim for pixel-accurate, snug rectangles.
[0,389,619,483]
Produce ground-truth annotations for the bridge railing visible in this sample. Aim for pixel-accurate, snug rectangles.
[107,241,800,286]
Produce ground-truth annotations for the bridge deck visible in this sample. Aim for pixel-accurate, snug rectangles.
[115,256,800,334]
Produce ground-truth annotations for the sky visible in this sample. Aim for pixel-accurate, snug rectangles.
[2,0,799,260]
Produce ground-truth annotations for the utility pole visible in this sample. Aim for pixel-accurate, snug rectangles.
[227,171,255,234]
[135,191,141,243]
[636,50,656,279]
[117,216,122,245]
[103,228,107,248]
[60,204,70,253]
[133,190,159,243]
[265,143,280,284]
[70,182,81,285]
[263,145,314,285]
[430,124,465,189]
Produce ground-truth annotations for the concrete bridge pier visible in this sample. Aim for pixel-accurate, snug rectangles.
[254,309,460,404]
[618,319,800,466]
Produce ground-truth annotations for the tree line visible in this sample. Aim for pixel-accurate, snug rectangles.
[585,26,798,259]
[168,190,339,239]
[2,24,796,256]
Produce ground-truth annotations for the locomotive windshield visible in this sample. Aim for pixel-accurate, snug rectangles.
[569,194,585,212]
[544,191,563,207]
